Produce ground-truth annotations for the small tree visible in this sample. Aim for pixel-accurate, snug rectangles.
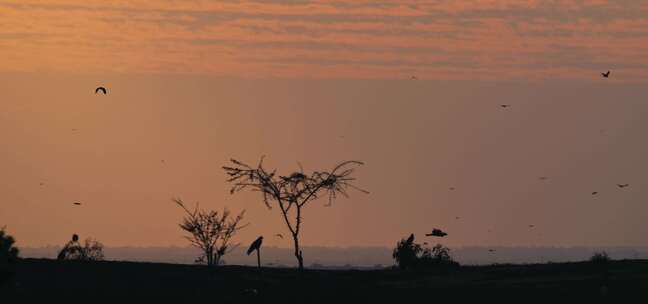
[393,235,422,270]
[223,158,367,270]
[0,228,19,266]
[174,198,247,266]
[57,234,105,261]
[393,235,457,271]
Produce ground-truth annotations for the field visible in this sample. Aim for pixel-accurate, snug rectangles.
[4,258,648,301]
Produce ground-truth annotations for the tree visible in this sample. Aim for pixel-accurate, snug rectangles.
[393,235,458,271]
[392,234,422,270]
[174,198,247,266]
[0,227,19,287]
[223,157,367,270]
[57,234,105,261]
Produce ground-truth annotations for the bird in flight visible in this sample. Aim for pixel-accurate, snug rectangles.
[73,202,81,206]
[528,225,535,228]
[500,104,511,108]
[455,216,460,220]
[602,71,610,78]
[488,249,496,253]
[95,87,107,94]
[449,187,455,191]
[617,184,630,188]
[410,75,418,80]
[275,234,284,239]
[592,191,598,195]
[426,228,448,237]
[538,176,548,181]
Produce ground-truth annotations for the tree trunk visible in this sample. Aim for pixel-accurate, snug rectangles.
[293,234,304,270]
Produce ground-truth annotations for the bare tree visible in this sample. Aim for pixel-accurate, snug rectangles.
[223,157,367,270]
[174,198,247,266]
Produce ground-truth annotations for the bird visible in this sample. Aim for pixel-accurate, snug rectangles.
[592,191,598,195]
[95,87,107,94]
[73,202,81,206]
[39,182,45,186]
[500,104,511,108]
[449,187,455,191]
[528,225,535,228]
[275,234,283,239]
[488,249,496,253]
[247,236,263,255]
[617,184,629,188]
[455,216,460,220]
[406,233,415,244]
[426,228,448,237]
[72,234,79,242]
[410,75,418,80]
[538,176,548,181]
[602,71,610,78]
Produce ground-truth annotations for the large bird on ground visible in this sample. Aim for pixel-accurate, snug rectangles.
[247,236,263,255]
[95,87,107,94]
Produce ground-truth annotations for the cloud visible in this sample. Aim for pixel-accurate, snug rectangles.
[0,0,647,80]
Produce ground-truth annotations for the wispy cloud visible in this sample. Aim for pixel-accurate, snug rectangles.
[1,0,647,79]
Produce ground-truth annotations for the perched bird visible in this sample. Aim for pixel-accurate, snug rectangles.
[602,71,610,78]
[406,233,415,244]
[617,184,629,188]
[72,234,79,242]
[275,234,284,239]
[95,87,107,94]
[426,228,448,237]
[247,236,263,255]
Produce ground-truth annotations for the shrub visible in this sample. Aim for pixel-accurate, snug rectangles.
[57,235,105,261]
[0,227,19,287]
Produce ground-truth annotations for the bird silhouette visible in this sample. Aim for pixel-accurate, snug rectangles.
[592,191,598,195]
[95,87,107,94]
[602,71,610,78]
[488,249,496,252]
[247,236,263,255]
[449,187,455,191]
[406,233,415,244]
[275,234,284,239]
[528,225,535,228]
[500,104,511,108]
[73,202,81,206]
[410,75,418,80]
[426,228,448,237]
[617,184,630,188]
[455,216,460,220]
[538,176,548,181]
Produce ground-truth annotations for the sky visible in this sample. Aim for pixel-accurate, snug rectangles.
[1,1,648,249]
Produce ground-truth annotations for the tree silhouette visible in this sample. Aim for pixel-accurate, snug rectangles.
[0,227,19,287]
[57,235,105,261]
[223,157,367,270]
[174,198,247,266]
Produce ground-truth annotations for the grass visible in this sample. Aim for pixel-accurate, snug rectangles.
[5,258,648,301]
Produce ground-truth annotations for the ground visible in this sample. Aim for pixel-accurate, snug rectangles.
[4,258,648,301]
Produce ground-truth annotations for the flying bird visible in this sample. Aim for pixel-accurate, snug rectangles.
[95,87,107,94]
[410,75,418,80]
[426,228,448,237]
[617,184,629,188]
[73,202,81,206]
[247,236,263,255]
[528,225,535,228]
[538,176,548,181]
[488,249,496,252]
[592,191,598,195]
[275,234,284,239]
[602,71,610,78]
[455,216,460,220]
[500,104,511,108]
[449,187,455,191]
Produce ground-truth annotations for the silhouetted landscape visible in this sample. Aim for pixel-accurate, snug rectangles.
[3,0,648,301]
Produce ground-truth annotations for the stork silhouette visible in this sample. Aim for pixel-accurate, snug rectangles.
[247,236,264,268]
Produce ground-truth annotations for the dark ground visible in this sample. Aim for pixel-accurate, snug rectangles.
[4,258,648,301]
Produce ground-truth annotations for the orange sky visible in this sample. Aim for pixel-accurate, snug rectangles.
[1,1,648,248]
